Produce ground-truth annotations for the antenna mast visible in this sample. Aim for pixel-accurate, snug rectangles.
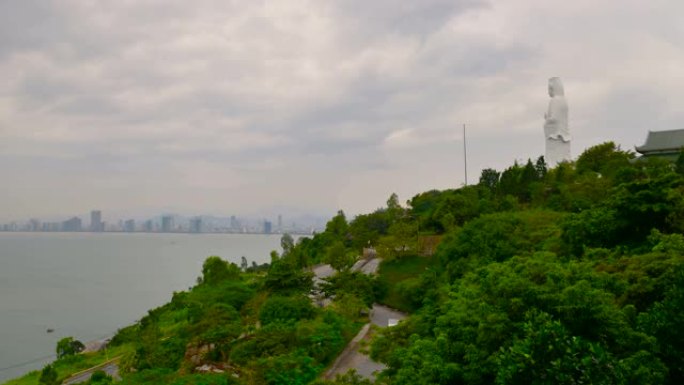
[463,123,468,185]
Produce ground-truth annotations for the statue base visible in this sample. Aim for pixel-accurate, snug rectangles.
[546,138,571,166]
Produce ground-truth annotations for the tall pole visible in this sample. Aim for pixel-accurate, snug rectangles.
[463,123,468,185]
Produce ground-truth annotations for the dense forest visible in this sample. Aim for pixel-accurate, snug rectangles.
[13,142,684,385]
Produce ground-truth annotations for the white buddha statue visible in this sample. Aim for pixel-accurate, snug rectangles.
[543,77,571,165]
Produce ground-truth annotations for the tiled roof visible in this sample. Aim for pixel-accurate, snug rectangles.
[635,129,684,154]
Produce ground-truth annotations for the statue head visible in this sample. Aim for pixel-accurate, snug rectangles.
[548,77,564,97]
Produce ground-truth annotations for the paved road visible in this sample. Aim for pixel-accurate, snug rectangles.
[325,324,385,380]
[315,259,407,381]
[312,258,380,282]
[326,304,407,380]
[370,304,406,327]
[359,258,380,275]
[63,360,119,385]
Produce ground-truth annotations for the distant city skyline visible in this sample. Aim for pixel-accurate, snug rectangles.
[1,209,325,235]
[2,2,684,222]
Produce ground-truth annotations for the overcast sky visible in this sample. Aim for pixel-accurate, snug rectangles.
[2,0,684,222]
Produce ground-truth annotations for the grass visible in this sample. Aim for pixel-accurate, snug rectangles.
[3,344,133,385]
[376,255,437,313]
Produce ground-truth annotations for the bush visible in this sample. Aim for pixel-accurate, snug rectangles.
[321,270,379,306]
[39,364,58,385]
[259,296,316,325]
[258,350,320,385]
[89,370,113,384]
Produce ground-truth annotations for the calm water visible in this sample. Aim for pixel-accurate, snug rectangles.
[0,232,282,382]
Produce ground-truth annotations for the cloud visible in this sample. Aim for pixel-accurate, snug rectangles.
[1,0,684,221]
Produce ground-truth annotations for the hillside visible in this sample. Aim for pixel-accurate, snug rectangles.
[8,142,684,385]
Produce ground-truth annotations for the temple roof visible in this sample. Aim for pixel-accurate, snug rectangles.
[635,129,684,154]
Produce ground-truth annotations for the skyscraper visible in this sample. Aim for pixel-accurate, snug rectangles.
[124,219,135,232]
[278,214,283,232]
[90,210,103,232]
[29,219,41,232]
[63,217,82,232]
[189,217,202,233]
[143,219,154,232]
[162,216,174,232]
[263,220,272,234]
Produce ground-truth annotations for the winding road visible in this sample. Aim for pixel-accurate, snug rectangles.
[314,258,407,381]
[62,358,120,385]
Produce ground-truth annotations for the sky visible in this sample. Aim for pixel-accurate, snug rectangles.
[2,0,684,222]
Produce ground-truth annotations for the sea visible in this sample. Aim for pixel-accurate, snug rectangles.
[0,232,283,382]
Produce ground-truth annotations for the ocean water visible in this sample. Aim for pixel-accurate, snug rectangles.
[0,232,282,382]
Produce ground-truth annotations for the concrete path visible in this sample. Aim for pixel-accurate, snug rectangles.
[312,257,380,283]
[358,258,380,275]
[370,304,406,328]
[324,304,406,381]
[314,258,407,381]
[62,358,120,384]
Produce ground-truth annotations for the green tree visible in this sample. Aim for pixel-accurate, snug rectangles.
[378,221,419,259]
[386,193,404,224]
[534,156,547,178]
[259,296,316,326]
[639,267,684,384]
[575,141,633,178]
[675,148,684,175]
[520,159,539,183]
[89,370,113,384]
[498,162,524,199]
[332,294,367,320]
[264,258,313,294]
[56,337,85,359]
[281,233,295,256]
[325,211,349,241]
[495,311,621,385]
[259,350,320,385]
[431,188,481,229]
[348,211,390,250]
[39,364,58,385]
[201,256,240,285]
[321,270,378,306]
[479,168,500,191]
[327,241,354,271]
[313,370,372,385]
[408,190,445,232]
[296,313,347,363]
[191,303,242,347]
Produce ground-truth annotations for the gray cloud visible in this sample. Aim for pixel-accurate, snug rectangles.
[2,0,684,221]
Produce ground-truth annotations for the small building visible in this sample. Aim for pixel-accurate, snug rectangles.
[636,129,684,161]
